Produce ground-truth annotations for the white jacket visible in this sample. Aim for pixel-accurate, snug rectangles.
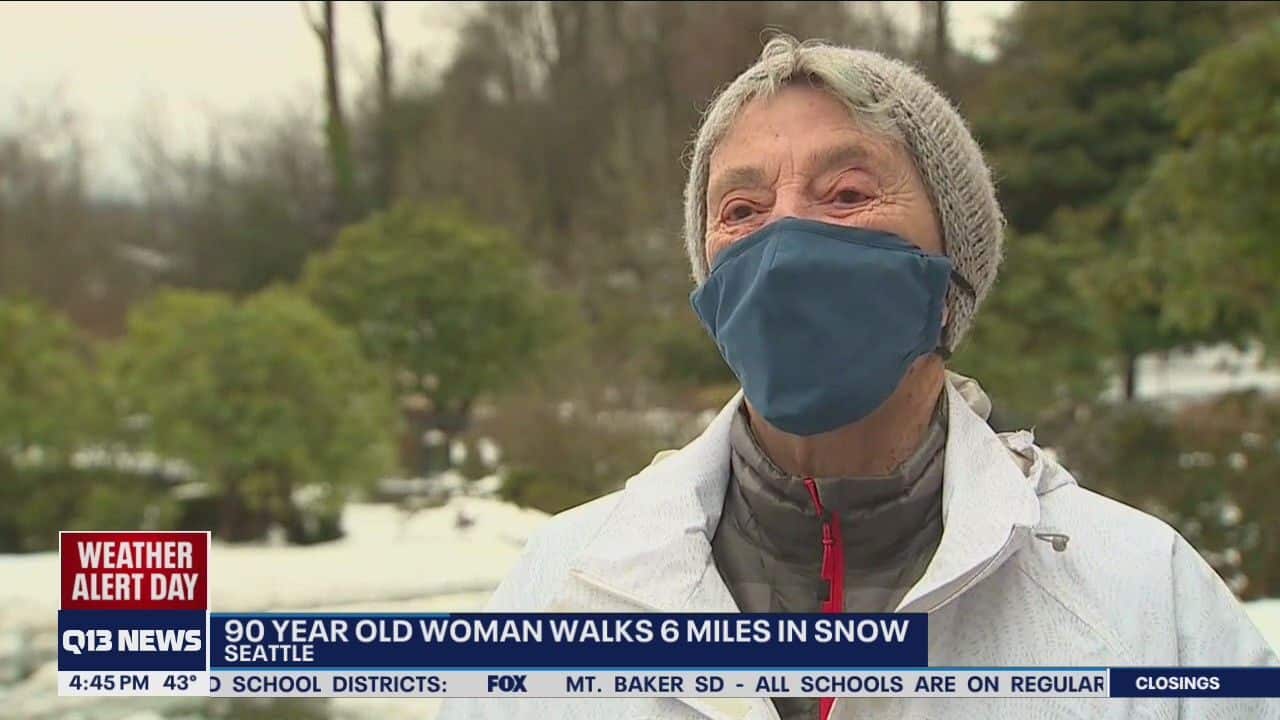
[439,375,1278,719]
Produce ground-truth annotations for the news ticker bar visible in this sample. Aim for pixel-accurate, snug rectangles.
[54,532,1280,701]
[56,668,1280,698]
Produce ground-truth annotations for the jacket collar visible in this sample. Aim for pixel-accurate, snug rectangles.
[559,373,1042,615]
[894,377,1041,611]
[563,388,741,613]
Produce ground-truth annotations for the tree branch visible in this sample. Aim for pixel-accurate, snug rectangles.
[299,1,323,38]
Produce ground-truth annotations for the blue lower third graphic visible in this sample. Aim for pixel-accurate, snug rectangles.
[58,610,206,672]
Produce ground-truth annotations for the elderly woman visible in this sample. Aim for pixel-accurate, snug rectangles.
[440,36,1277,720]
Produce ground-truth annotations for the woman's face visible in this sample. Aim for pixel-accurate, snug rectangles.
[704,84,942,268]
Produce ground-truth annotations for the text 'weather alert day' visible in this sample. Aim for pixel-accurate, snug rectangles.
[69,572,199,602]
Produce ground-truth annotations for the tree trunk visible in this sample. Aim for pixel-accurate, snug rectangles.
[369,1,396,210]
[920,1,951,94]
[306,1,358,224]
[217,478,251,542]
[1124,352,1139,400]
[933,1,949,73]
[431,398,474,473]
[402,405,435,477]
[275,472,306,544]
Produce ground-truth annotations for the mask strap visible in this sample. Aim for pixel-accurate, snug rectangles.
[936,270,976,360]
[949,269,976,298]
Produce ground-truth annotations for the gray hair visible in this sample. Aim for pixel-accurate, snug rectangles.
[682,35,1004,351]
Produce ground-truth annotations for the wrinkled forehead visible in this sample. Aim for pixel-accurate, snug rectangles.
[705,85,912,198]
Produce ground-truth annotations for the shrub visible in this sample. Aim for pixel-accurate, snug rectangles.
[1047,392,1280,600]
[107,288,398,543]
[302,203,571,475]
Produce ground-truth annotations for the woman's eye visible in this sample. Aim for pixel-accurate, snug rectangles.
[834,188,867,205]
[723,202,756,222]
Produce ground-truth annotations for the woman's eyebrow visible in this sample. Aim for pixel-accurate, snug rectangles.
[707,165,770,209]
[804,143,873,179]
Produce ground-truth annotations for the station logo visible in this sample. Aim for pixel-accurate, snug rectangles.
[58,531,210,691]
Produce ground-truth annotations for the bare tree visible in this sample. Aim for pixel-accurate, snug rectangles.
[0,99,152,336]
[302,1,358,222]
[369,0,396,210]
[919,1,952,93]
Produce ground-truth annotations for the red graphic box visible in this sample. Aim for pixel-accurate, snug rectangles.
[60,531,209,611]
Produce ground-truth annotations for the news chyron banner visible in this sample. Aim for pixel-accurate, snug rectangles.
[58,531,210,696]
[208,612,941,698]
[55,531,1280,701]
[203,615,1278,700]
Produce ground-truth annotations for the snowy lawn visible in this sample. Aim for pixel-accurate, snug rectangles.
[0,498,547,719]
[1248,600,1280,657]
[2,498,547,635]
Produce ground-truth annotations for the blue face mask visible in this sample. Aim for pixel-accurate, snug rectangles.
[690,217,966,436]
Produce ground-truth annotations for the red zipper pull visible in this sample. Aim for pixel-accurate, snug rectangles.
[803,478,844,720]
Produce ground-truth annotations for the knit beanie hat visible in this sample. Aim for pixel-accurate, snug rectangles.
[683,36,1003,351]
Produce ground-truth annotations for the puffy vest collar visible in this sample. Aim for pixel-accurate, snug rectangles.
[557,373,1045,616]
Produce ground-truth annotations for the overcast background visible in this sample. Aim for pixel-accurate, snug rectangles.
[0,1,1017,196]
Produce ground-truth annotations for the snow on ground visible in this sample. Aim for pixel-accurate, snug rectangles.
[0,498,547,719]
[1248,600,1280,658]
[1,498,546,628]
[1103,342,1280,403]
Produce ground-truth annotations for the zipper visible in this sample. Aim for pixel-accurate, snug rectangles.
[803,478,842,720]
